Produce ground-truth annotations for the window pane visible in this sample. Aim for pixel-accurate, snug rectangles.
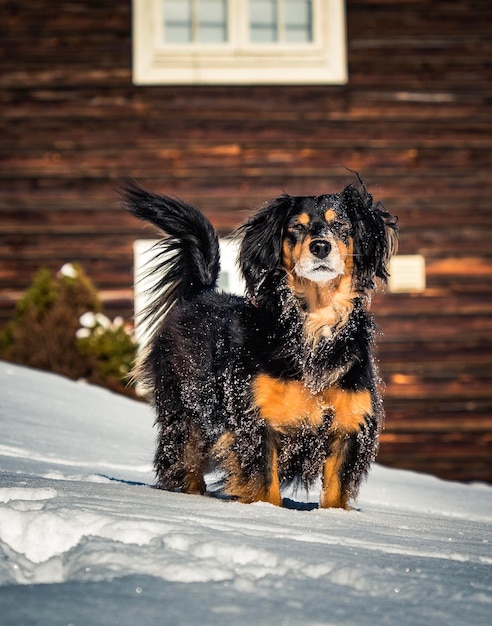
[163,0,192,43]
[285,0,312,43]
[198,0,227,43]
[250,0,278,43]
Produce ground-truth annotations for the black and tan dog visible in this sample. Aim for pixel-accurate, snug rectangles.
[123,180,398,508]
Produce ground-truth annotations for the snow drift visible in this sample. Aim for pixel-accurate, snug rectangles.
[0,360,490,625]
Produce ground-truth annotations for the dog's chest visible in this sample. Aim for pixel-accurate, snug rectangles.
[252,373,371,433]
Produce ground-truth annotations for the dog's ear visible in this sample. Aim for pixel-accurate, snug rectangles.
[237,195,294,300]
[341,183,398,291]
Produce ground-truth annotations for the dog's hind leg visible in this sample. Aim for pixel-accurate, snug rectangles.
[181,423,208,494]
[154,419,208,495]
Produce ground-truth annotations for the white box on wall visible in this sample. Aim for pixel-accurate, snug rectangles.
[388,255,426,293]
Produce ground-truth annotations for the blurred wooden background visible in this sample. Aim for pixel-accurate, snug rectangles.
[1,0,491,482]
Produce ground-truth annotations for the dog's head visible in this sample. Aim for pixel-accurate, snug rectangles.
[238,182,398,303]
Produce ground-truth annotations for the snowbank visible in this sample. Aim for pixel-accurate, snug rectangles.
[0,361,490,625]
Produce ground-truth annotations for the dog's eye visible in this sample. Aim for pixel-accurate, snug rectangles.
[331,221,349,233]
[290,222,307,234]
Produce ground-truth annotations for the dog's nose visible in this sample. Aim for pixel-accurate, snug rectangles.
[309,240,331,259]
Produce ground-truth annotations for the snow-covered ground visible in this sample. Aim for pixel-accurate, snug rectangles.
[0,360,490,626]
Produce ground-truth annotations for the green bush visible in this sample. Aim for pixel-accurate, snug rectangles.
[76,312,137,395]
[0,264,137,396]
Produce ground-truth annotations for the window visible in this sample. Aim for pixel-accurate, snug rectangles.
[163,0,228,43]
[250,0,313,43]
[132,0,347,85]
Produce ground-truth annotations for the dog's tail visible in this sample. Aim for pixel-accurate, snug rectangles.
[121,181,220,330]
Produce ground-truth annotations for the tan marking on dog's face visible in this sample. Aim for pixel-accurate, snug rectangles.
[324,208,337,222]
[282,238,301,272]
[298,212,310,226]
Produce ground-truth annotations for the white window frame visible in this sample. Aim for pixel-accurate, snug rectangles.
[132,0,347,85]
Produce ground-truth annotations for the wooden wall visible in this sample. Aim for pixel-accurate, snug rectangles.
[1,0,491,482]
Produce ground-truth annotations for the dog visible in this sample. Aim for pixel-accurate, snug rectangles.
[123,179,398,508]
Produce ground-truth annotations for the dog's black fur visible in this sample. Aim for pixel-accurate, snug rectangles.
[123,180,398,508]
